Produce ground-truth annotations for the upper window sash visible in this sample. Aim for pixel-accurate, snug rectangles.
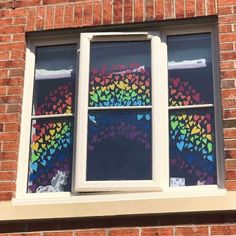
[74,32,167,192]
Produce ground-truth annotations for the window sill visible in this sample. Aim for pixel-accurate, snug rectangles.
[0,188,235,221]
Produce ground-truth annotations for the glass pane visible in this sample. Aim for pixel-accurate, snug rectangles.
[87,110,152,180]
[33,44,77,115]
[169,108,217,186]
[27,118,74,193]
[168,34,213,106]
[89,41,151,107]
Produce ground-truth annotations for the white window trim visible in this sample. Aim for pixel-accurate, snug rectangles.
[15,24,225,210]
[74,32,166,192]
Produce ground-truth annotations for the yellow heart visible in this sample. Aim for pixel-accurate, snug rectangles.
[191,126,201,135]
[50,129,55,136]
[31,142,39,151]
[132,84,138,90]
[45,135,50,141]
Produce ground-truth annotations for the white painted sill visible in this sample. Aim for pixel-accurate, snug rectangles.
[1,187,235,221]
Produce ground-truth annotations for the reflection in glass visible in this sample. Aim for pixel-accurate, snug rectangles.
[169,108,217,186]
[168,34,214,106]
[89,41,151,107]
[33,45,77,115]
[87,110,152,181]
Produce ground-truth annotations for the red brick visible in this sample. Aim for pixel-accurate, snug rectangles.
[45,5,54,30]
[0,172,16,181]
[83,2,93,26]
[0,152,17,160]
[218,6,233,14]
[14,16,27,25]
[0,104,6,113]
[9,69,24,77]
[36,6,46,30]
[186,0,195,17]
[224,139,236,149]
[9,234,41,236]
[93,1,102,25]
[0,161,17,171]
[74,3,82,27]
[0,52,9,61]
[211,225,236,235]
[220,33,236,43]
[226,180,236,190]
[145,0,154,20]
[64,4,74,28]
[134,0,144,22]
[75,230,106,236]
[175,226,208,236]
[0,25,24,34]
[224,109,236,119]
[225,159,236,169]
[224,127,236,138]
[155,0,165,20]
[109,228,139,236]
[6,104,21,113]
[0,60,24,69]
[0,87,7,95]
[16,0,41,8]
[165,0,174,19]
[12,33,25,42]
[142,227,174,236]
[0,114,19,122]
[219,15,236,24]
[0,42,25,52]
[4,123,20,132]
[124,0,133,22]
[44,232,73,236]
[221,61,235,70]
[7,86,23,95]
[175,0,185,18]
[221,70,236,80]
[2,141,19,152]
[0,182,16,191]
[220,42,234,51]
[12,8,28,17]
[0,132,18,141]
[0,95,21,104]
[0,17,13,26]
[0,78,23,86]
[222,88,236,99]
[219,24,233,33]
[226,170,236,179]
[196,0,205,16]
[113,0,123,23]
[54,5,64,29]
[221,51,236,60]
[222,99,236,109]
[207,0,216,15]
[26,7,37,32]
[218,0,236,6]
[0,191,14,201]
[225,150,236,159]
[103,0,112,25]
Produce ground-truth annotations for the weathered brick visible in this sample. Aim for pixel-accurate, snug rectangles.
[142,227,174,236]
[109,228,139,236]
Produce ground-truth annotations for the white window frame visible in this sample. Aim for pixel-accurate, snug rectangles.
[74,32,166,192]
[15,24,224,203]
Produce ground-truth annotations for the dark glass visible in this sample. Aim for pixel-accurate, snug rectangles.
[33,45,77,115]
[89,41,151,107]
[87,110,152,180]
[27,118,73,193]
[168,34,213,106]
[169,108,217,186]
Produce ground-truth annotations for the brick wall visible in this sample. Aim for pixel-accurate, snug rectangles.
[0,0,236,235]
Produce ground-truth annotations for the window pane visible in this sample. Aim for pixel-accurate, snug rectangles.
[89,41,151,107]
[169,108,217,186]
[87,110,152,180]
[168,34,213,106]
[33,45,77,115]
[27,118,74,193]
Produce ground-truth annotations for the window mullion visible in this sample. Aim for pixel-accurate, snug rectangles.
[74,34,91,191]
[152,33,169,189]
